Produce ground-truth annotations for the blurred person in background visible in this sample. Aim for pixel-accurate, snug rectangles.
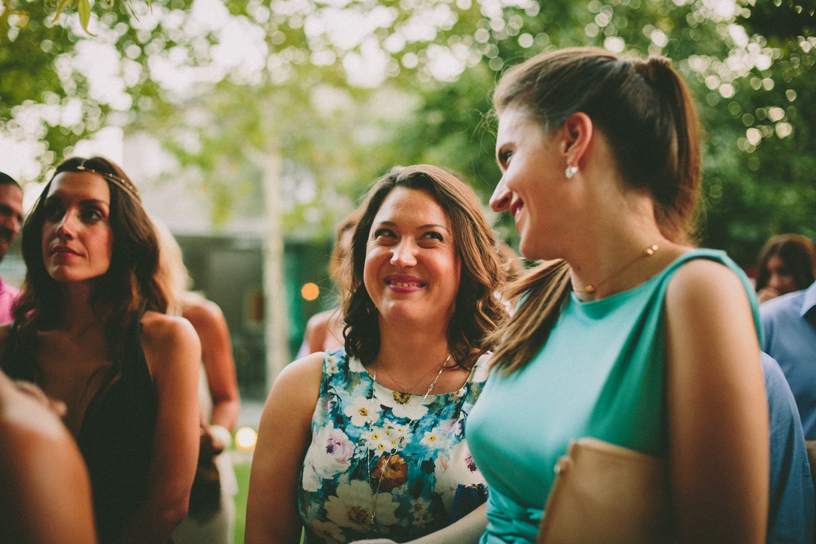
[153,218,241,544]
[297,209,361,357]
[761,234,816,449]
[0,172,24,323]
[755,234,816,304]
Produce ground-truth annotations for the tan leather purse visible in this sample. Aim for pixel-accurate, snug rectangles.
[537,437,671,544]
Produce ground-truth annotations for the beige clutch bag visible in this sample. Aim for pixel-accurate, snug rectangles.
[537,437,671,544]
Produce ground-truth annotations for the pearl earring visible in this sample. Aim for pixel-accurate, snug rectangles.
[565,165,578,179]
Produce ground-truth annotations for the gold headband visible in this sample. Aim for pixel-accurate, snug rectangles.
[67,160,142,202]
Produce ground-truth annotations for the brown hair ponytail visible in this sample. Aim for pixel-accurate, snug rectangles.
[631,56,701,241]
[488,260,572,374]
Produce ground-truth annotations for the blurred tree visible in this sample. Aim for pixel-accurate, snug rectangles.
[1,0,217,177]
[2,0,814,266]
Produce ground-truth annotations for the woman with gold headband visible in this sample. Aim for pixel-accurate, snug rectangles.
[0,156,201,544]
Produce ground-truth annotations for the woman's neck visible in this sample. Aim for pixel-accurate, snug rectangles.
[373,322,452,381]
[55,282,107,333]
[565,192,683,300]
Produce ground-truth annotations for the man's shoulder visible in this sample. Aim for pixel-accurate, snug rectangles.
[760,288,806,320]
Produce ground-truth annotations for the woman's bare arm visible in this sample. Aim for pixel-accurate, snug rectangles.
[183,298,240,433]
[245,352,324,544]
[665,259,768,544]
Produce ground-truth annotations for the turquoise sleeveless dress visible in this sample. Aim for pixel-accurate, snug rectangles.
[466,249,760,543]
[298,349,489,543]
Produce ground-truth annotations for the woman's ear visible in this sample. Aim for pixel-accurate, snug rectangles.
[560,112,594,167]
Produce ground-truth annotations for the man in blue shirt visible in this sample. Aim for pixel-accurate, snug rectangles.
[762,352,814,543]
[761,281,816,439]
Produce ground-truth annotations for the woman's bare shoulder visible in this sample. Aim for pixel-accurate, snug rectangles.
[666,257,748,308]
[141,310,198,345]
[277,351,326,388]
[181,297,224,328]
[306,308,341,332]
[265,351,326,410]
[139,311,201,378]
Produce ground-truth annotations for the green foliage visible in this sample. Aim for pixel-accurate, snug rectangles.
[738,0,816,40]
[368,0,816,265]
[2,0,815,264]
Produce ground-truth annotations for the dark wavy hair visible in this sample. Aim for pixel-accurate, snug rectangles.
[8,156,165,373]
[488,48,702,374]
[342,165,508,369]
[755,234,816,293]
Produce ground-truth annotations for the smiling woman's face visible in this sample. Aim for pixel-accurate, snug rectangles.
[363,187,461,328]
[490,107,574,262]
[41,171,114,284]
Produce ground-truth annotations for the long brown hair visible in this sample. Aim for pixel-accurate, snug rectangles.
[7,156,165,377]
[343,165,507,369]
[489,48,701,374]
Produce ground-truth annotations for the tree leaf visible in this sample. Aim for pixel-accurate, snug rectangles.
[77,0,95,36]
[50,0,76,24]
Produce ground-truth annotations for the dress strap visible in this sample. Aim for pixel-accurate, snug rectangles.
[1,320,38,381]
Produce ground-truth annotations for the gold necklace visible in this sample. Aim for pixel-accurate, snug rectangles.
[378,353,451,394]
[575,244,659,294]
[366,354,449,533]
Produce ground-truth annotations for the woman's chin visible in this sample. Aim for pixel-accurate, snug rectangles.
[47,269,101,284]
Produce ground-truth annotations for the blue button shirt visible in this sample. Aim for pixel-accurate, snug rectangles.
[761,282,816,439]
[762,352,814,544]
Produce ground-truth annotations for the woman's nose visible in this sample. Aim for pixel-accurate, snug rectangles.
[390,240,417,267]
[490,176,511,212]
[56,213,76,240]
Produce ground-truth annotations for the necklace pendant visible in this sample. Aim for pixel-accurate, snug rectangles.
[644,244,658,256]
[369,515,382,535]
[584,284,596,293]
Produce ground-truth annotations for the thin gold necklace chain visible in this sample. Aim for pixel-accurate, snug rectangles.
[366,354,449,533]
[378,352,452,393]
[575,244,659,294]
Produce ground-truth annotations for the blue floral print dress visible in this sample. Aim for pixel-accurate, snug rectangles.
[298,349,489,544]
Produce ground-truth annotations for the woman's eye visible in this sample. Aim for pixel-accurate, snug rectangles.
[373,228,396,240]
[417,232,444,248]
[499,150,513,168]
[81,208,103,222]
[43,202,64,222]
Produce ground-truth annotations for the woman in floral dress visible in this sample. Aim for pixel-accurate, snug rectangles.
[246,165,508,544]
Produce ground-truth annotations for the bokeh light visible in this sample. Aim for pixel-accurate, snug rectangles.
[301,282,320,301]
[236,427,258,451]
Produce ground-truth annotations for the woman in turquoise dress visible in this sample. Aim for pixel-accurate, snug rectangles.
[465,48,769,543]
[246,165,508,543]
